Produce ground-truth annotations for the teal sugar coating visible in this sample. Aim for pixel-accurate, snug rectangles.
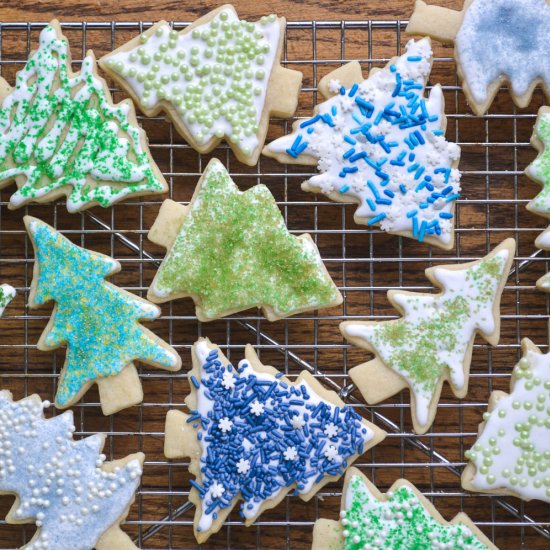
[29,218,178,406]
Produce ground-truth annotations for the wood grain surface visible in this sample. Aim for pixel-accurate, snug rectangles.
[0,0,549,549]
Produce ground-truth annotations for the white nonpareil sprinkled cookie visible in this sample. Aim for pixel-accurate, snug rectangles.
[407,0,550,115]
[462,325,550,503]
[100,5,302,166]
[0,390,144,550]
[311,467,497,550]
[340,239,515,434]
[163,338,386,543]
[0,20,168,213]
[264,38,461,250]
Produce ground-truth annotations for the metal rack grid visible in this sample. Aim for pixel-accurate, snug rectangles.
[0,18,549,550]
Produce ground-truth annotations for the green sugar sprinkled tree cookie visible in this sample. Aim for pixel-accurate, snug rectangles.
[462,323,550,504]
[100,5,302,166]
[0,284,15,317]
[147,158,342,322]
[0,20,167,212]
[311,467,496,550]
[341,239,515,434]
[26,216,181,415]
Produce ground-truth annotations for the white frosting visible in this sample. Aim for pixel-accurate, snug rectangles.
[343,249,509,428]
[106,8,280,157]
[466,349,550,503]
[0,284,15,316]
[266,38,461,246]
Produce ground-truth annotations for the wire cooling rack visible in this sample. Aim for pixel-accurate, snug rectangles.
[0,18,549,550]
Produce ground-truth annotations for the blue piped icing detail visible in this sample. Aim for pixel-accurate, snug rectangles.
[190,344,373,532]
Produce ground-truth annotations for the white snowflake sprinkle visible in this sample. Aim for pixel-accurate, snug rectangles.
[249,400,265,416]
[324,445,339,462]
[218,417,233,433]
[323,422,338,438]
[328,79,341,94]
[283,446,298,461]
[236,458,251,475]
[221,371,235,390]
[290,415,306,430]
[210,481,225,499]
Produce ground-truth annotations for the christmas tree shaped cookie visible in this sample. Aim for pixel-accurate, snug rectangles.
[164,338,386,543]
[0,390,144,550]
[341,239,515,434]
[462,325,550,503]
[311,467,496,550]
[407,0,550,115]
[0,20,167,213]
[264,38,461,249]
[147,158,342,321]
[0,283,15,316]
[100,5,302,166]
[26,216,181,415]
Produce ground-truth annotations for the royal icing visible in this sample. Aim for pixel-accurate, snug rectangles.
[342,245,510,429]
[339,474,490,550]
[455,0,550,105]
[149,159,341,321]
[464,347,550,503]
[27,217,180,407]
[105,8,280,158]
[188,341,376,533]
[265,38,461,247]
[0,284,15,316]
[0,24,166,213]
[0,391,142,550]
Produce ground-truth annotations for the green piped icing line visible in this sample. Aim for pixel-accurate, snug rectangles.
[529,112,550,215]
[28,218,178,406]
[354,250,508,427]
[0,24,165,213]
[151,160,340,320]
[0,284,15,316]
[340,475,489,550]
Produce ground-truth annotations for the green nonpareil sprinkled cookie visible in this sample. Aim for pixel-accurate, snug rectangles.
[147,158,342,322]
[0,284,15,317]
[462,329,550,504]
[26,216,181,415]
[99,5,302,166]
[341,239,515,434]
[0,20,167,212]
[311,467,496,550]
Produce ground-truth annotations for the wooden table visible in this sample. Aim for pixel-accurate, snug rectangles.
[0,1,548,549]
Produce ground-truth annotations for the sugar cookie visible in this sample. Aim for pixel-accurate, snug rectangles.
[0,20,167,212]
[100,5,302,166]
[407,0,550,115]
[0,390,144,550]
[312,467,497,550]
[25,216,181,415]
[147,158,342,321]
[462,325,550,503]
[164,338,386,543]
[264,38,461,249]
[340,239,515,434]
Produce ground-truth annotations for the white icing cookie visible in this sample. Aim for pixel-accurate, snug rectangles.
[263,38,461,250]
[100,5,302,166]
[0,390,144,550]
[0,20,168,213]
[340,239,515,434]
[462,325,550,504]
[164,338,386,543]
[0,283,15,317]
[311,467,497,550]
[407,0,550,115]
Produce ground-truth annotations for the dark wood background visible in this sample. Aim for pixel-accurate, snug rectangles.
[0,1,549,549]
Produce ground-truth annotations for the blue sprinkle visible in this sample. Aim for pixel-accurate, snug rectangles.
[331,105,337,116]
[339,184,350,193]
[344,135,356,145]
[367,212,387,226]
[367,180,380,199]
[300,115,321,128]
[407,55,422,62]
[384,189,395,198]
[343,148,355,160]
[190,376,200,389]
[348,83,359,97]
[406,209,418,219]
[366,198,376,211]
[340,86,346,95]
[439,212,454,219]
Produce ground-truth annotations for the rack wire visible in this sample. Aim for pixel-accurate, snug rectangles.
[0,18,549,550]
